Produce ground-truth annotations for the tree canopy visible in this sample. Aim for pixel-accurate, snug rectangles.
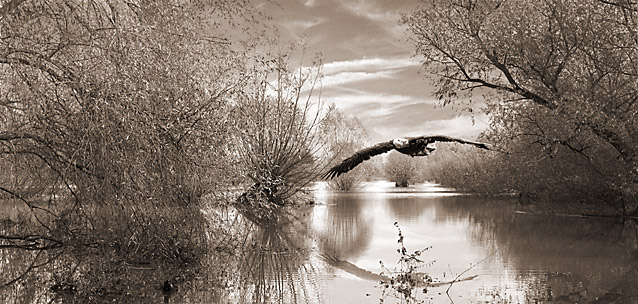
[404,0,637,213]
[0,0,253,207]
[0,0,258,264]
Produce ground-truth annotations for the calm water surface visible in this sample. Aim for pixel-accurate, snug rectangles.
[1,181,637,303]
[301,181,638,303]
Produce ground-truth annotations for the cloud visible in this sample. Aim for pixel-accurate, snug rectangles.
[305,56,486,142]
[256,1,490,144]
[320,90,487,143]
[297,57,421,93]
[338,0,399,23]
[323,92,426,110]
[284,17,327,32]
[369,115,488,143]
[418,115,489,138]
[321,57,421,75]
[302,0,317,7]
[336,0,421,38]
[319,70,395,88]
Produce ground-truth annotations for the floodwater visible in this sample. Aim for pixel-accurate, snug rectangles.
[1,181,637,303]
[304,181,638,303]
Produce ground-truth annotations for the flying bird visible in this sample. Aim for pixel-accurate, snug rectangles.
[323,135,489,179]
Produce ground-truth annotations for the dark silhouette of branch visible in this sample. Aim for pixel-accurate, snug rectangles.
[446,251,495,294]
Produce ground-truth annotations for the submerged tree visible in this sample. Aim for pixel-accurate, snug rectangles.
[404,0,637,213]
[385,151,420,187]
[231,52,328,211]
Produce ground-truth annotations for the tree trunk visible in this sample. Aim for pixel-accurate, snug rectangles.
[588,123,637,176]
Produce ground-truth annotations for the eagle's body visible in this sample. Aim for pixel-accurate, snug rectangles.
[323,135,489,179]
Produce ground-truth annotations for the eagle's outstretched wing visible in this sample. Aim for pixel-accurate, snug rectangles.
[323,140,395,179]
[416,135,490,150]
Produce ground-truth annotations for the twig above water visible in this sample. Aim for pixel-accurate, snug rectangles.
[446,251,495,294]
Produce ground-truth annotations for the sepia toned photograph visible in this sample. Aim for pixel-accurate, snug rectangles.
[1,0,636,303]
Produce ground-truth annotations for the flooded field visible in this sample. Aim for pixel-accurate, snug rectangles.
[307,181,638,303]
[1,181,637,303]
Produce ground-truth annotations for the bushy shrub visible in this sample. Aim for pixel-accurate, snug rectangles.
[385,151,421,187]
[230,53,328,207]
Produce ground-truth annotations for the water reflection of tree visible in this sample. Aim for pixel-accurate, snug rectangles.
[1,208,63,302]
[317,195,372,260]
[0,204,212,303]
[435,196,638,302]
[194,205,321,303]
[386,197,432,222]
[0,240,62,302]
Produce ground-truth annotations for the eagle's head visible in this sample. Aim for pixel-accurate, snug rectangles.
[392,138,409,149]
[425,142,437,154]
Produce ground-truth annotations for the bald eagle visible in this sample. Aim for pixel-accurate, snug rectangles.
[323,135,489,179]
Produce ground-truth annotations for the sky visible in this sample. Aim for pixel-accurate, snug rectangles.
[257,0,489,145]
